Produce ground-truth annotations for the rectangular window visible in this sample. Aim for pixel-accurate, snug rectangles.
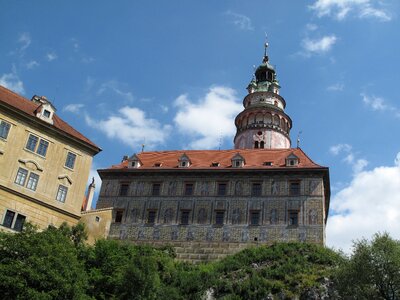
[147,210,156,224]
[119,184,129,196]
[251,182,262,196]
[25,134,49,157]
[289,211,299,226]
[215,211,225,225]
[56,185,68,202]
[13,214,26,232]
[0,120,11,139]
[184,183,194,196]
[217,183,227,196]
[2,210,26,232]
[15,168,28,186]
[289,181,301,196]
[180,210,190,225]
[65,152,77,169]
[250,211,260,225]
[3,210,15,228]
[115,210,123,223]
[36,139,49,156]
[43,110,51,118]
[152,183,161,196]
[26,173,39,191]
[26,134,38,152]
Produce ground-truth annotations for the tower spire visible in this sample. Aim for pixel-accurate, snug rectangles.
[263,34,269,63]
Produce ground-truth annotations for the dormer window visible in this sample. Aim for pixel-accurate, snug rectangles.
[231,153,245,168]
[178,153,191,168]
[154,163,162,167]
[32,95,56,125]
[211,162,220,167]
[263,161,273,166]
[286,153,299,167]
[128,154,141,168]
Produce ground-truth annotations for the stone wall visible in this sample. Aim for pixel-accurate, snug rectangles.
[96,171,327,261]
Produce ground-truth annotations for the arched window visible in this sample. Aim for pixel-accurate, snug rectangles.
[254,141,259,149]
[260,141,265,149]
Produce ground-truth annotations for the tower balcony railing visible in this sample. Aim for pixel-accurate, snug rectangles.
[236,123,290,136]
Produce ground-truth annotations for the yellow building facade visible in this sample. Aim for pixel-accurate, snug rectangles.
[0,85,101,232]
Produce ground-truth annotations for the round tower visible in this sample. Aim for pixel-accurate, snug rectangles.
[234,41,292,149]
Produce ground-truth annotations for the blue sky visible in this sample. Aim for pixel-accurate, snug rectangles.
[1,0,400,252]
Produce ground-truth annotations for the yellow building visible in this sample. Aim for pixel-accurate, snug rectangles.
[0,85,101,232]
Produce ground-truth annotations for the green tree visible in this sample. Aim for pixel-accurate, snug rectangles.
[85,240,181,299]
[0,223,89,300]
[336,232,400,300]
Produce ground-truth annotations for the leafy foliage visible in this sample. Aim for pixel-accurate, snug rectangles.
[2,224,399,300]
[0,223,88,300]
[335,232,400,300]
[209,242,343,299]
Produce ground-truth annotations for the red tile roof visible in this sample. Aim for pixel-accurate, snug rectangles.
[108,148,324,170]
[0,85,100,152]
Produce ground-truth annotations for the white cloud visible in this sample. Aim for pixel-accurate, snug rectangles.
[63,103,85,113]
[330,143,352,155]
[361,93,388,111]
[330,143,368,174]
[327,83,344,91]
[0,67,25,94]
[173,86,242,149]
[46,52,58,61]
[361,93,400,117]
[225,11,254,31]
[85,106,171,149]
[310,0,391,21]
[327,153,400,253]
[97,80,134,102]
[302,35,337,54]
[18,32,31,52]
[26,60,39,69]
[359,5,391,21]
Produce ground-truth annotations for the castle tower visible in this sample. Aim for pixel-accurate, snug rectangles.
[234,41,292,149]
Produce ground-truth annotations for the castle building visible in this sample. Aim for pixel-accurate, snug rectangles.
[0,85,101,232]
[92,43,330,261]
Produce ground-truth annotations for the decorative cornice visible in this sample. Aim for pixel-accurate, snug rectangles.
[58,174,73,185]
[18,158,44,172]
[0,184,81,220]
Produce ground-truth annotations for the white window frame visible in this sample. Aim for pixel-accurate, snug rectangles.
[15,168,28,186]
[56,185,68,203]
[26,173,40,191]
